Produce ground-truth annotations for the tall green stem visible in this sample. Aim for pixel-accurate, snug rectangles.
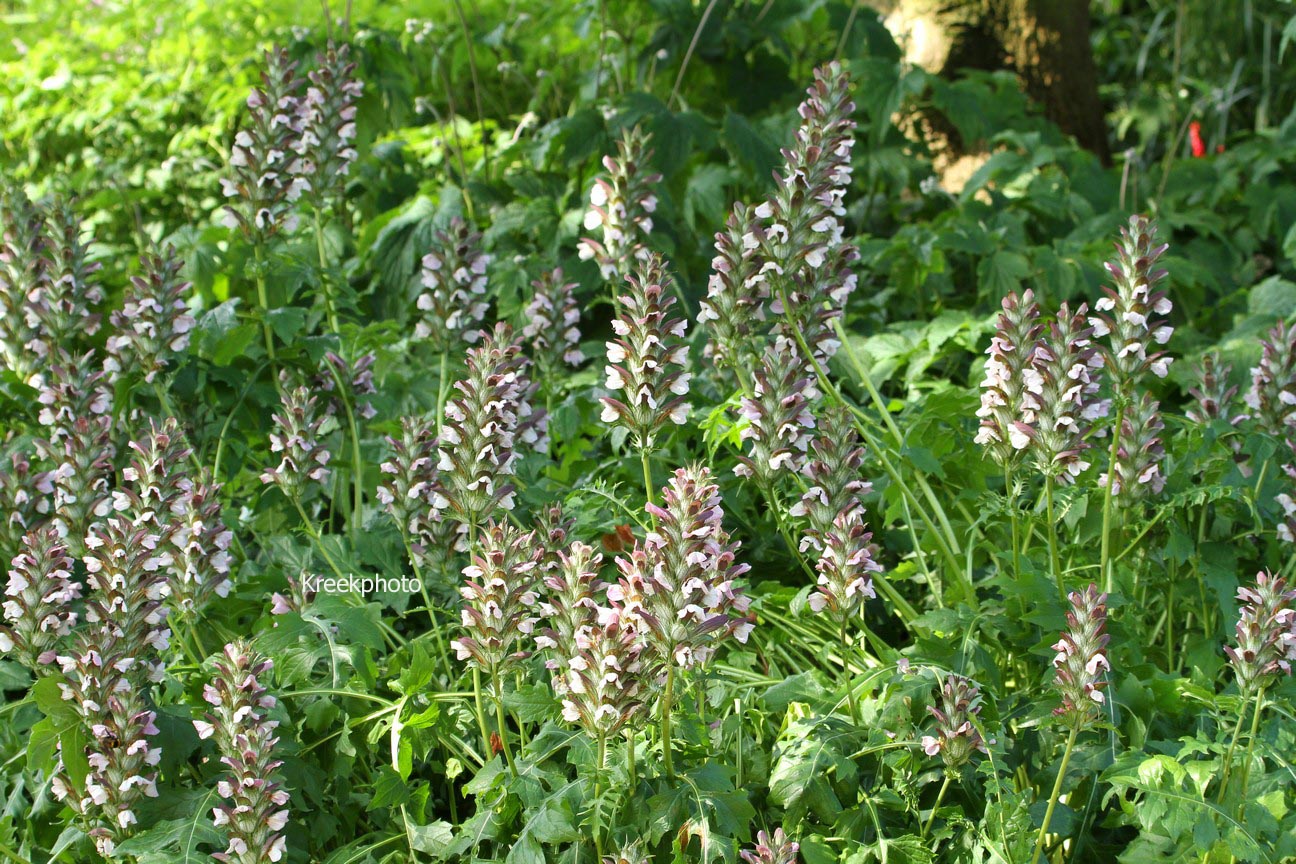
[471,668,492,764]
[1030,727,1079,864]
[1005,462,1021,581]
[1234,687,1266,815]
[253,244,277,376]
[313,209,340,334]
[491,667,517,777]
[435,351,450,437]
[641,446,655,509]
[921,774,952,839]
[594,732,608,861]
[660,663,676,781]
[1045,474,1065,604]
[840,617,859,725]
[1100,402,1128,594]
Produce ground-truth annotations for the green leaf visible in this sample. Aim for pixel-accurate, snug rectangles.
[368,765,411,811]
[408,820,454,857]
[722,111,779,181]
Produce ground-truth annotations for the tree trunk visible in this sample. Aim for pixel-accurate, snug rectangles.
[876,0,1111,164]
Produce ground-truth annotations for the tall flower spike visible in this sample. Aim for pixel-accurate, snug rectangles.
[735,343,817,483]
[1101,392,1166,503]
[609,465,752,669]
[698,202,766,374]
[453,521,542,676]
[0,446,50,563]
[1278,441,1296,544]
[52,518,170,855]
[1224,571,1296,695]
[791,405,871,552]
[1243,320,1296,435]
[1030,302,1102,482]
[0,184,44,381]
[315,350,377,420]
[807,511,880,620]
[36,349,113,442]
[195,643,290,864]
[297,41,363,209]
[1186,351,1239,426]
[560,609,651,738]
[105,247,196,384]
[260,378,332,501]
[377,416,439,540]
[974,290,1044,466]
[537,541,603,690]
[222,46,306,241]
[28,198,103,360]
[415,217,491,353]
[168,477,234,614]
[1089,215,1173,383]
[1051,584,1110,729]
[0,524,81,669]
[761,61,859,368]
[578,126,661,282]
[111,418,193,534]
[600,254,691,445]
[739,829,801,864]
[40,420,114,552]
[921,673,988,771]
[522,268,585,373]
[434,324,545,547]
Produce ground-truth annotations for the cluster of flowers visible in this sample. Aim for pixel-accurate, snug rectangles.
[454,465,752,742]
[922,674,989,771]
[1224,571,1296,695]
[195,644,291,863]
[1180,319,1296,543]
[976,216,1172,502]
[223,42,363,240]
[1051,584,1111,729]
[599,254,691,446]
[697,62,859,479]
[0,189,104,385]
[578,127,661,283]
[415,217,492,354]
[50,517,170,856]
[0,414,235,853]
[975,289,1104,482]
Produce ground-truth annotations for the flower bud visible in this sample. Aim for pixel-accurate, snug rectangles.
[1051,584,1110,729]
[1224,571,1296,695]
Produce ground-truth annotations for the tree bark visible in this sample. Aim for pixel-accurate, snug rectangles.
[876,0,1111,164]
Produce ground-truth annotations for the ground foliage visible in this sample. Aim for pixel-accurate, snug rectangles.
[1,0,1296,862]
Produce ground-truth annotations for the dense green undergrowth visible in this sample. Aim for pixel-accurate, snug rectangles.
[1,1,1295,862]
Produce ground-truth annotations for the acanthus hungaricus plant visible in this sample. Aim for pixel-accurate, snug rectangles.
[2,8,1296,864]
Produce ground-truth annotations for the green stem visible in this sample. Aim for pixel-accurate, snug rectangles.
[1234,686,1266,816]
[641,445,655,509]
[1005,463,1021,581]
[1030,727,1079,864]
[921,774,953,839]
[402,533,456,683]
[661,663,676,781]
[626,729,637,791]
[491,666,517,777]
[472,668,492,765]
[253,244,277,376]
[1100,403,1127,594]
[435,351,450,438]
[313,209,340,334]
[841,617,859,725]
[1045,474,1065,604]
[292,496,347,580]
[594,732,607,861]
[322,359,364,548]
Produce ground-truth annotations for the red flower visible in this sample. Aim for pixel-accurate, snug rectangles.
[1189,121,1206,158]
